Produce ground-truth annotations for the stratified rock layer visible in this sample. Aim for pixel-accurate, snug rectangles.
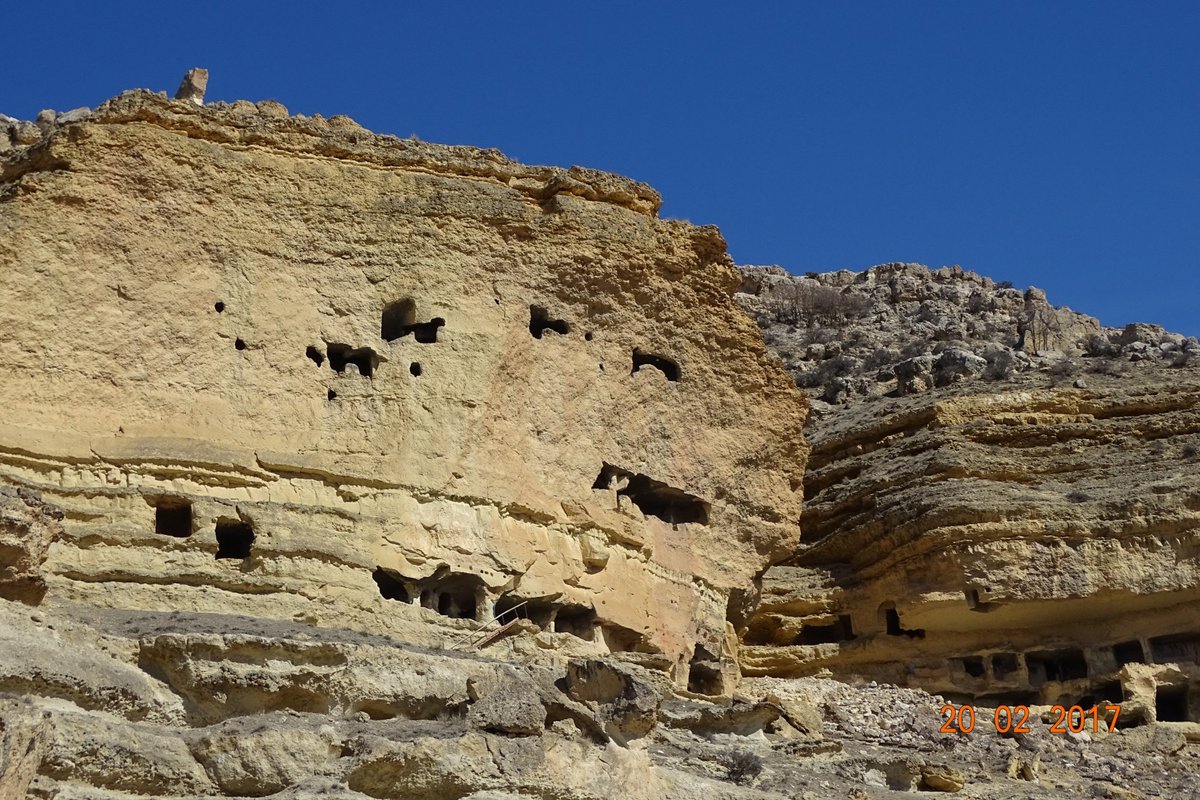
[743,262,1200,716]
[0,90,805,684]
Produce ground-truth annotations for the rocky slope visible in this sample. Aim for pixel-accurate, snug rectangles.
[737,264,1200,741]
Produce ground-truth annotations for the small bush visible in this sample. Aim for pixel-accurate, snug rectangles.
[1183,444,1198,459]
[767,282,870,327]
[984,351,1014,381]
[1066,490,1092,503]
[1049,359,1079,377]
[719,750,764,785]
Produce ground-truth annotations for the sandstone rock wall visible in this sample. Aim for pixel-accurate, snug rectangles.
[743,355,1200,715]
[0,90,806,685]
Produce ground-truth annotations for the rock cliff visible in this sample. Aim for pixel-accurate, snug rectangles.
[3,78,1199,800]
[739,264,1200,734]
[0,88,806,680]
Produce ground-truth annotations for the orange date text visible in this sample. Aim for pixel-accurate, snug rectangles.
[939,703,1119,734]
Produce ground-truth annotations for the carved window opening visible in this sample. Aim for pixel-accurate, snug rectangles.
[1157,685,1190,722]
[879,603,923,638]
[1150,633,1200,664]
[687,644,724,696]
[991,652,1019,679]
[1113,640,1146,667]
[306,345,325,367]
[154,498,192,538]
[529,305,569,338]
[381,299,446,344]
[215,517,254,560]
[957,656,986,679]
[554,605,597,641]
[631,348,680,381]
[373,567,411,603]
[1027,649,1088,685]
[327,343,380,378]
[797,615,855,645]
[421,572,483,621]
[601,623,648,654]
[592,463,709,526]
[965,587,995,612]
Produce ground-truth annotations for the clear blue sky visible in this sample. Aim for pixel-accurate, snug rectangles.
[4,2,1197,335]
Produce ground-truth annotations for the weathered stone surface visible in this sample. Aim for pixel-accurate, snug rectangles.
[174,68,209,104]
[6,76,1200,800]
[467,668,546,736]
[565,658,660,742]
[0,88,805,680]
[0,488,61,603]
[0,697,50,800]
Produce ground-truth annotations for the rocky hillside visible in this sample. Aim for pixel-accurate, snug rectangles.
[737,263,1198,415]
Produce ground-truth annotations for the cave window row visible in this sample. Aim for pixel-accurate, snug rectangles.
[372,567,612,644]
[152,498,255,560]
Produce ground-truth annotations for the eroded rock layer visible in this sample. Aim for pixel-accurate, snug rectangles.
[0,90,806,686]
[744,349,1200,720]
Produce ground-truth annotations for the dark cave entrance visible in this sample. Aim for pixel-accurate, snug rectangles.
[529,305,569,338]
[381,299,445,343]
[631,348,680,381]
[215,517,255,560]
[372,567,411,603]
[154,498,193,538]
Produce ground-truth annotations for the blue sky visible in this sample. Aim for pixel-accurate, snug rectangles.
[4,2,1197,335]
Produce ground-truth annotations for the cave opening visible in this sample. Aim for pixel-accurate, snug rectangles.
[592,463,709,526]
[797,615,855,645]
[554,605,597,640]
[154,498,192,538]
[529,305,569,338]
[687,644,725,696]
[372,567,411,603]
[1027,649,1088,685]
[1113,640,1146,667]
[991,652,1020,679]
[215,517,254,560]
[880,603,925,638]
[306,345,325,367]
[327,343,380,378]
[381,300,445,344]
[601,623,647,654]
[1150,633,1200,664]
[423,573,484,621]
[1156,685,1190,722]
[631,348,680,381]
[958,656,986,679]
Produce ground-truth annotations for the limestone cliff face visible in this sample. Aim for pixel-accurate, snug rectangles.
[0,90,806,679]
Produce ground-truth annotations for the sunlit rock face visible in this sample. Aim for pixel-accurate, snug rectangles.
[743,272,1200,711]
[0,90,806,680]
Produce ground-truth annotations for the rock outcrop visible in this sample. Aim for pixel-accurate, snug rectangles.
[740,263,1200,733]
[0,87,806,690]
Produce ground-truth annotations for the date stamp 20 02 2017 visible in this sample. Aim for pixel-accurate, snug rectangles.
[939,703,1121,735]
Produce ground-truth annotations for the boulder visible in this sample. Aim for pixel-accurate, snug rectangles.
[564,659,660,743]
[467,670,546,736]
[174,68,209,105]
